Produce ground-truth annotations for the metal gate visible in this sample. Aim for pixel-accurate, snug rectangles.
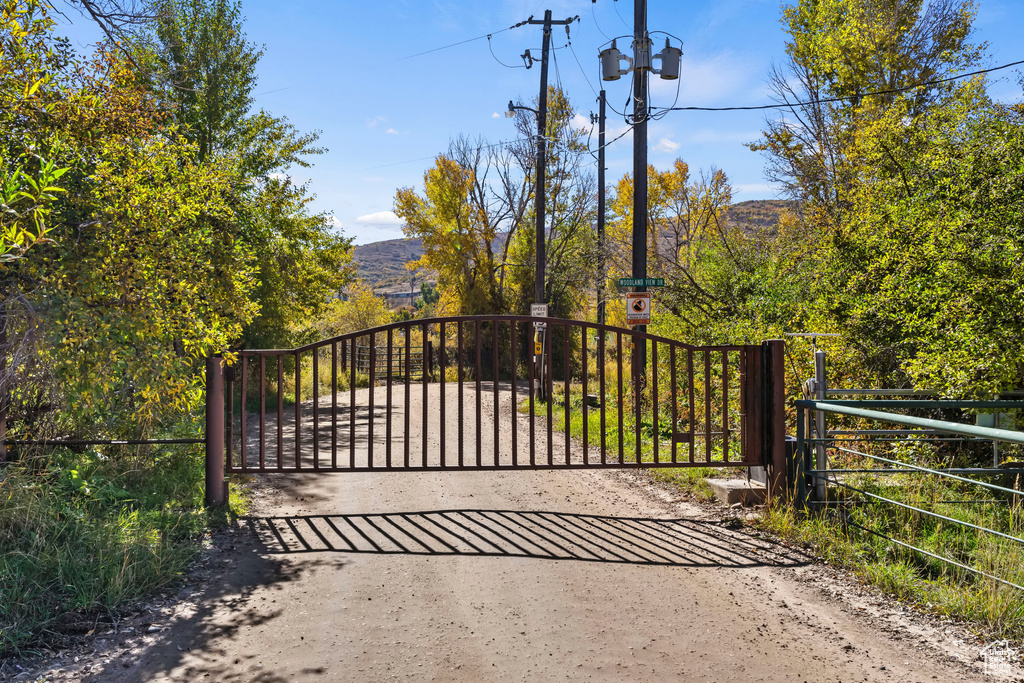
[204,317,787,503]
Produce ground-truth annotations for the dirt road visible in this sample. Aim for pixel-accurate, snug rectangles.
[25,385,1020,681]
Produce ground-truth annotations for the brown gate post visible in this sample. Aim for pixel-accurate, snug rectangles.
[205,355,227,507]
[763,339,788,501]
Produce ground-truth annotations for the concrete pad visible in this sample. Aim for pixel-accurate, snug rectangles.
[708,478,767,506]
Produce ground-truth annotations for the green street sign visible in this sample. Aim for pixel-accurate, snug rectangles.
[618,277,665,288]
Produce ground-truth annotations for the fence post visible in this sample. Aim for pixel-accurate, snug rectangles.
[763,339,788,501]
[813,349,827,500]
[205,355,227,507]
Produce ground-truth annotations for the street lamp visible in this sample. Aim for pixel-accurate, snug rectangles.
[506,100,537,118]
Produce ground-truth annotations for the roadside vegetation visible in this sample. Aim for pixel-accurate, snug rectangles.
[1,0,352,653]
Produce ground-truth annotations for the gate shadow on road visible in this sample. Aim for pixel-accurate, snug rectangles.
[242,510,810,568]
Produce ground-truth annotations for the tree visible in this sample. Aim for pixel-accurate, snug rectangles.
[1,0,256,437]
[395,137,524,316]
[395,88,596,319]
[503,87,598,317]
[823,80,1024,396]
[751,0,984,223]
[310,282,393,339]
[134,0,353,349]
[0,0,70,263]
[609,159,737,327]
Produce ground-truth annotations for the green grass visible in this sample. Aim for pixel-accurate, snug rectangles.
[522,382,733,502]
[0,441,247,654]
[755,477,1024,640]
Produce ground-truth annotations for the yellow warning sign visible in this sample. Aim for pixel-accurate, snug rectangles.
[535,342,543,355]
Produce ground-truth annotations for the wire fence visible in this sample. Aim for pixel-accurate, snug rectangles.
[794,397,1024,591]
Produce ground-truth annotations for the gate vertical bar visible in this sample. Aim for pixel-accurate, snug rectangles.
[313,348,319,469]
[331,343,338,469]
[493,320,500,466]
[670,345,677,463]
[439,322,446,467]
[475,320,482,468]
[350,339,357,468]
[652,342,659,464]
[599,330,606,464]
[582,327,589,464]
[405,327,411,468]
[688,349,695,463]
[511,321,518,466]
[294,352,301,469]
[546,324,554,466]
[422,322,428,467]
[458,321,464,467]
[722,350,730,463]
[704,350,712,463]
[277,356,284,469]
[635,338,642,465]
[225,364,234,470]
[259,356,266,469]
[386,329,393,468]
[528,321,536,466]
[765,339,788,500]
[739,348,747,463]
[616,331,624,464]
[240,356,247,468]
[368,334,376,468]
[205,356,226,506]
[564,323,571,465]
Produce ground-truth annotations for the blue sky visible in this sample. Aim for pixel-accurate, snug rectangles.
[55,1,1024,245]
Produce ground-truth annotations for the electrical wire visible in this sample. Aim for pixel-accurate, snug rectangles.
[398,19,530,60]
[488,34,526,69]
[612,0,631,31]
[358,138,533,171]
[653,58,1024,113]
[590,1,612,41]
[551,41,564,93]
[567,34,599,99]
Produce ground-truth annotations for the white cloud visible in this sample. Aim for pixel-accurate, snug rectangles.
[385,128,400,135]
[327,215,343,228]
[355,210,403,227]
[571,112,594,132]
[653,137,680,153]
[366,115,387,128]
[492,112,500,119]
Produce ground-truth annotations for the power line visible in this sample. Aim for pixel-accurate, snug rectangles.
[358,139,525,171]
[566,33,599,99]
[655,58,1024,113]
[488,34,526,69]
[398,19,532,61]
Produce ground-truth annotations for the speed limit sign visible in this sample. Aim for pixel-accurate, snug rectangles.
[625,292,651,325]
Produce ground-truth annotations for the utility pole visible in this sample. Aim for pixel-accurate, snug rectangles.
[594,90,607,325]
[632,0,649,388]
[525,10,572,305]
